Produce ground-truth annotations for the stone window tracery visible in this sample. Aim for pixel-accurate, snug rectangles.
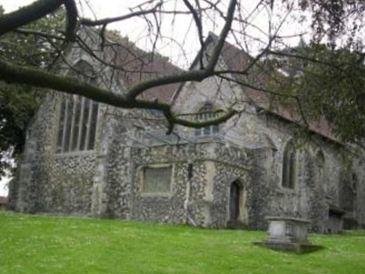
[56,61,99,153]
[282,141,296,189]
[194,102,219,137]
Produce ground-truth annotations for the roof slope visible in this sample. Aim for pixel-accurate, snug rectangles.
[171,32,335,141]
[218,37,335,141]
[105,31,183,103]
[102,30,335,141]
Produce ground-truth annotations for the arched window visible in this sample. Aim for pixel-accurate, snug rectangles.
[56,61,99,153]
[194,102,219,137]
[282,141,296,189]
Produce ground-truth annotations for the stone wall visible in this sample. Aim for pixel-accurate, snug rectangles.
[104,140,252,228]
[172,55,365,231]
[12,33,124,215]
[13,92,100,215]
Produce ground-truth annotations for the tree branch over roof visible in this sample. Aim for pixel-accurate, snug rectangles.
[0,57,236,131]
[126,0,237,100]
[0,0,238,132]
[1,0,364,141]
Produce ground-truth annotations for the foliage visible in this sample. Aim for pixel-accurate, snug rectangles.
[297,45,365,142]
[0,212,365,274]
[0,6,65,175]
[266,1,365,144]
[287,0,365,49]
[0,5,65,66]
[0,83,38,174]
[268,42,365,143]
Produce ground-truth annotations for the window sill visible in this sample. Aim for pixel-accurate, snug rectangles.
[140,192,172,198]
[54,150,96,158]
[277,187,296,195]
[193,135,222,142]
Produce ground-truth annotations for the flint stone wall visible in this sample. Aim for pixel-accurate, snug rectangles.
[104,140,253,228]
[173,63,365,231]
[13,93,99,214]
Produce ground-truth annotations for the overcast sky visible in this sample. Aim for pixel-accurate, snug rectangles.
[1,0,309,66]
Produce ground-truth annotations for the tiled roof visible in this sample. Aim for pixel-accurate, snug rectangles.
[106,32,183,104]
[105,31,336,141]
[216,34,336,141]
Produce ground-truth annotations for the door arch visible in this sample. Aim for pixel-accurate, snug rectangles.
[228,180,248,227]
[229,181,240,222]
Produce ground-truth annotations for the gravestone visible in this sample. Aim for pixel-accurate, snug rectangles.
[255,216,322,253]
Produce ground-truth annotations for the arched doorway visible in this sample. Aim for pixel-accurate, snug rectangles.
[228,180,248,228]
[229,181,240,222]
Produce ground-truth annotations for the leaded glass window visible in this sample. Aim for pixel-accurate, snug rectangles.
[56,96,99,153]
[56,61,99,153]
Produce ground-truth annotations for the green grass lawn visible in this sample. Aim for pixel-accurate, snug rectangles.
[0,212,364,274]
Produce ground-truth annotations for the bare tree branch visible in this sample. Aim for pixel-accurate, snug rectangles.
[126,0,237,100]
[183,0,204,68]
[79,2,163,26]
[64,0,78,42]
[0,0,64,36]
[0,58,236,130]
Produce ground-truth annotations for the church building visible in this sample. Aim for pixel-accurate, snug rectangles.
[10,30,365,233]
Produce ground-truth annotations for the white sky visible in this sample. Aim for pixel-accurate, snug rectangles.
[0,176,9,196]
[1,0,310,67]
[0,0,310,196]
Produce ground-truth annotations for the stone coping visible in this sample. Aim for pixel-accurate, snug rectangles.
[265,216,311,224]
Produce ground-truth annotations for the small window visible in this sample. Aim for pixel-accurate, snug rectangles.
[282,141,296,189]
[194,103,219,137]
[143,166,172,193]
